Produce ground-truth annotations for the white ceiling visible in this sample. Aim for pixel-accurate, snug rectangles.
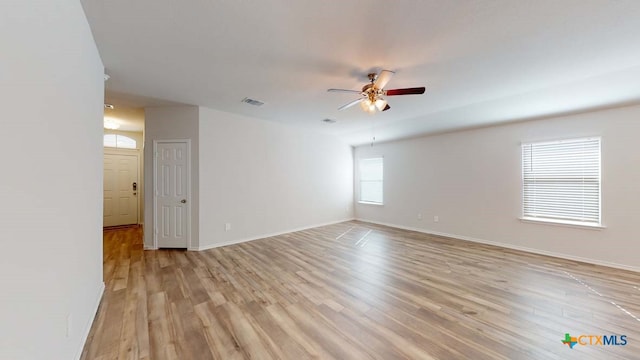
[82,0,640,145]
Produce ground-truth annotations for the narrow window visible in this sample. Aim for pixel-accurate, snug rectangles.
[359,157,383,204]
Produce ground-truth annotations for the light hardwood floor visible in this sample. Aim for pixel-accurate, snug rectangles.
[82,222,640,359]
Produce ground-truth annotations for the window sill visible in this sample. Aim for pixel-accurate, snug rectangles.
[519,217,605,230]
[358,201,384,206]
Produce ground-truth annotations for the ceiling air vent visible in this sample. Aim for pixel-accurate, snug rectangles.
[241,97,265,107]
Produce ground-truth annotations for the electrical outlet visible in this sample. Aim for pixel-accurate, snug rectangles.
[417,212,422,220]
[434,216,439,222]
[225,223,231,231]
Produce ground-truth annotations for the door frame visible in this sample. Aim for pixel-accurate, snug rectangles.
[152,139,192,250]
[104,148,141,226]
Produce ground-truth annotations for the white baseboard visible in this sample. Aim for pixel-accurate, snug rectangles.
[356,218,640,273]
[143,244,157,250]
[198,218,356,251]
[75,281,105,360]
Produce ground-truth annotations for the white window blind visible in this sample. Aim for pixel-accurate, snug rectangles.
[522,137,601,226]
[360,158,383,204]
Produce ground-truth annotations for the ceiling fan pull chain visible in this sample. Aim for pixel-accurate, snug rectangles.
[371,118,376,147]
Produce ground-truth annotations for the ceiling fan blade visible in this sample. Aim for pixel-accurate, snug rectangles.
[374,70,395,89]
[382,104,391,111]
[327,88,362,94]
[338,98,363,110]
[385,87,426,96]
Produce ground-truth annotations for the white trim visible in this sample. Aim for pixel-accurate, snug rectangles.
[103,147,139,155]
[144,244,157,250]
[519,217,605,230]
[74,282,105,360]
[358,201,384,206]
[520,135,601,147]
[197,218,355,251]
[152,139,192,250]
[356,218,640,273]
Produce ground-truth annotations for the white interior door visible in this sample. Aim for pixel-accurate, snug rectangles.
[104,153,138,226]
[155,141,189,248]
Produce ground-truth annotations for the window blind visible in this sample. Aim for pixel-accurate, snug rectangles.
[360,158,383,204]
[522,137,601,225]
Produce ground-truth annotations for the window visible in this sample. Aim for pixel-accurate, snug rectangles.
[359,157,383,204]
[104,134,137,149]
[522,137,601,226]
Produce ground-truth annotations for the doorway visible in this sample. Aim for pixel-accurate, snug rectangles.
[153,140,191,249]
[103,153,139,226]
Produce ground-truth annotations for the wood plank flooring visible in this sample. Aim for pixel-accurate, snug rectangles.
[81,222,640,359]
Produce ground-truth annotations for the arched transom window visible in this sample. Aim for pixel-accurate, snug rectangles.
[104,134,137,149]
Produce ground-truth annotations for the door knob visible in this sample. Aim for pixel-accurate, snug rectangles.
[180,199,187,203]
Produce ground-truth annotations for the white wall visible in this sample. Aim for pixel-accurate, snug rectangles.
[199,107,353,249]
[144,106,199,248]
[0,1,105,359]
[355,105,640,271]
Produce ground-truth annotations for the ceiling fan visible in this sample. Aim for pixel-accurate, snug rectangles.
[327,70,425,113]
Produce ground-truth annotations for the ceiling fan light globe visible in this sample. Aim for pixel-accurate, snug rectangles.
[360,99,372,112]
[374,98,387,111]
